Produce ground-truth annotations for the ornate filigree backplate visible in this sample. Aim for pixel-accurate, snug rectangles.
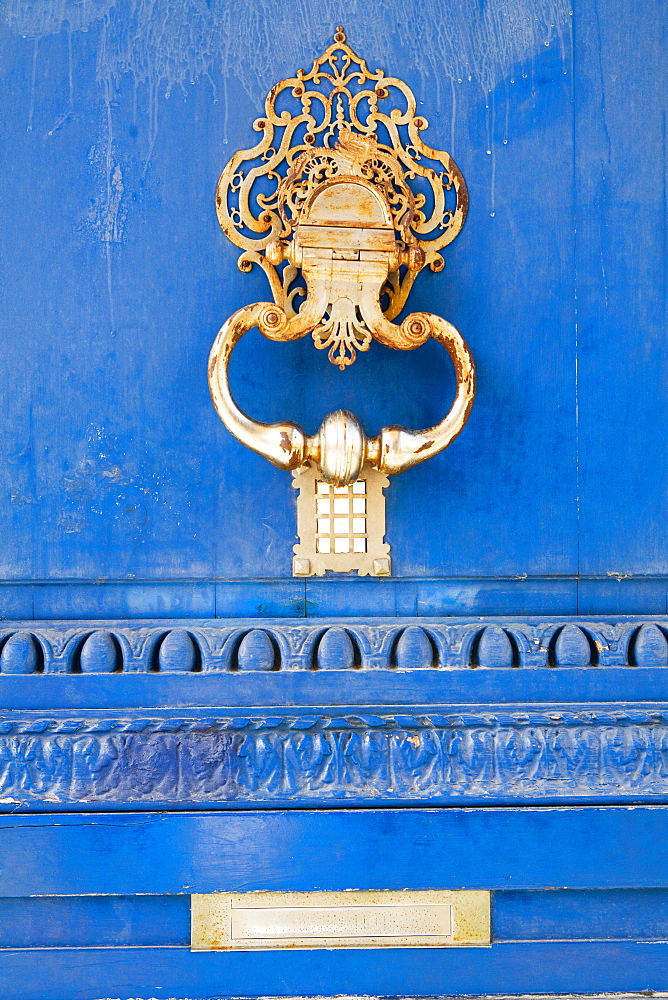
[215,26,468,339]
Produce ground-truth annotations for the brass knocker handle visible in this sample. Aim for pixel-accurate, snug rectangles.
[208,301,475,486]
[208,29,477,500]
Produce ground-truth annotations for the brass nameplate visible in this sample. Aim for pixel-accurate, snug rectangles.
[191,890,490,951]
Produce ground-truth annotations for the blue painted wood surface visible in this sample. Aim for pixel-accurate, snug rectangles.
[0,0,665,607]
[0,807,667,894]
[1,575,668,620]
[3,664,668,709]
[1,1,667,995]
[3,575,668,619]
[493,888,668,942]
[1,809,668,996]
[1,941,667,1000]
[3,887,668,948]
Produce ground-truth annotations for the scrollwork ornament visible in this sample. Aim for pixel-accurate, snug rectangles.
[257,304,288,340]
[215,27,467,307]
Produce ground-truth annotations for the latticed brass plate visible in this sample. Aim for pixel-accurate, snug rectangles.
[292,462,390,577]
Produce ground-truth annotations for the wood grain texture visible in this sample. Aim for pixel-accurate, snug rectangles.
[0,941,666,1000]
[1,807,668,895]
[575,0,668,576]
[0,941,668,1000]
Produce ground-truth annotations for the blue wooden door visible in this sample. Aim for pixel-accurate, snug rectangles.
[1,1,667,997]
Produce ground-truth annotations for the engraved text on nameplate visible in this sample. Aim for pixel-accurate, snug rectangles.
[191,890,490,951]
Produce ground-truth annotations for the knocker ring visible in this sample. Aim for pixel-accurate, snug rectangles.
[208,297,475,487]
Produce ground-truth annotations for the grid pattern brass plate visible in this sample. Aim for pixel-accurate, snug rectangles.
[293,463,391,576]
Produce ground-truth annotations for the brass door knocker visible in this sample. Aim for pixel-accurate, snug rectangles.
[209,27,475,575]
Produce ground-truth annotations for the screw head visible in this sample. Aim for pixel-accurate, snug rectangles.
[293,557,311,576]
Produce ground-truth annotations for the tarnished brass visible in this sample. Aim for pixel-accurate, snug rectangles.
[292,462,391,577]
[191,889,491,951]
[208,27,475,487]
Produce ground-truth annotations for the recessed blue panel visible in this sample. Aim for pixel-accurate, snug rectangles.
[575,0,668,577]
[493,888,668,942]
[0,894,189,948]
[0,1,580,587]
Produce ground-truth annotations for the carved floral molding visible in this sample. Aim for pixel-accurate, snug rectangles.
[1,618,666,807]
[2,708,668,806]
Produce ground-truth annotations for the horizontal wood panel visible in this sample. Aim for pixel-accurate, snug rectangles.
[1,888,667,949]
[493,888,668,942]
[0,940,666,999]
[2,578,667,619]
[0,895,189,948]
[1,670,668,710]
[1,808,667,896]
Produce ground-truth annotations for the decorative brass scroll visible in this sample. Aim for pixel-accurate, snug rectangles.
[208,27,475,487]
